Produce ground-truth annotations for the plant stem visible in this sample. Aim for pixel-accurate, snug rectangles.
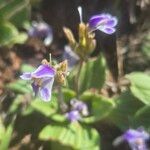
[76,60,83,98]
[57,86,67,112]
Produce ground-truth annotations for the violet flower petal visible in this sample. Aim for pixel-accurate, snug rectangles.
[89,13,118,34]
[105,17,118,28]
[124,129,149,141]
[40,87,51,102]
[89,14,106,29]
[39,77,54,102]
[70,99,89,116]
[113,135,148,150]
[32,65,55,78]
[63,45,79,70]
[121,129,149,150]
[98,27,116,34]
[20,73,32,80]
[32,83,39,97]
[66,110,81,122]
[129,139,148,150]
[28,22,53,41]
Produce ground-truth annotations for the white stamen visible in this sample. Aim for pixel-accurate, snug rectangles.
[49,53,52,65]
[78,6,83,23]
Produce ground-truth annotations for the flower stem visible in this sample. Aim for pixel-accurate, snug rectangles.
[57,86,67,112]
[76,61,83,98]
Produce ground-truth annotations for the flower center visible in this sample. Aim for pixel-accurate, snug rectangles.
[135,138,144,146]
[32,78,42,87]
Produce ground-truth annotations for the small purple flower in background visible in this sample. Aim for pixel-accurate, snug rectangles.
[113,128,150,150]
[89,13,118,34]
[70,99,89,116]
[66,110,81,122]
[20,64,55,101]
[28,21,53,46]
[62,45,79,70]
[66,99,89,122]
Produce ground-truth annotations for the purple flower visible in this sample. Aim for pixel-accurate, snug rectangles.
[66,99,89,122]
[113,128,150,150]
[70,99,89,116]
[89,13,118,34]
[66,110,81,122]
[62,45,79,70]
[20,64,55,101]
[28,21,53,46]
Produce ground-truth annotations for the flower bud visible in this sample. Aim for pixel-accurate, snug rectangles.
[63,27,77,49]
[55,60,68,85]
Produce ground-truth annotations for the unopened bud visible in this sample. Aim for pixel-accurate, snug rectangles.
[55,60,68,85]
[63,27,76,49]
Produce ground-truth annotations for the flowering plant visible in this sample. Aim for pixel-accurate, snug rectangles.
[4,4,150,150]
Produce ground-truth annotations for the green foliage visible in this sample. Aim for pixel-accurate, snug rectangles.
[68,55,106,94]
[20,64,35,72]
[126,72,150,105]
[30,97,58,117]
[0,0,30,24]
[62,88,76,102]
[0,118,14,150]
[79,55,106,94]
[0,0,30,46]
[0,22,17,45]
[80,92,115,123]
[7,79,31,94]
[105,72,150,130]
[8,95,24,114]
[91,94,115,121]
[108,91,143,130]
[39,122,100,150]
[134,106,150,129]
[0,22,27,46]
[51,114,66,123]
[0,118,5,141]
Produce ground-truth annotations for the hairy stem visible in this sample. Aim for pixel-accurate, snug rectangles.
[75,61,83,98]
[57,86,67,112]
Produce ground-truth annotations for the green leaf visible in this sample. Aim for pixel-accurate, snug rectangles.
[108,91,143,130]
[0,118,5,141]
[6,79,31,94]
[10,7,30,28]
[79,55,106,94]
[0,119,14,150]
[39,123,100,150]
[91,94,115,121]
[30,96,58,117]
[79,91,93,101]
[0,22,17,45]
[0,22,27,46]
[11,32,27,45]
[0,0,29,46]
[126,72,150,105]
[51,114,66,123]
[8,95,23,114]
[0,0,29,21]
[67,55,106,94]
[62,88,76,102]
[81,92,115,123]
[20,64,35,72]
[134,106,150,129]
[67,65,78,90]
